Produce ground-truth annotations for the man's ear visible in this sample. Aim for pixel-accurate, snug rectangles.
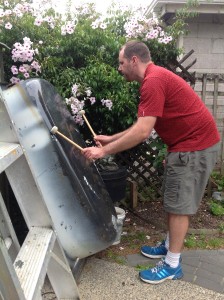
[132,55,138,64]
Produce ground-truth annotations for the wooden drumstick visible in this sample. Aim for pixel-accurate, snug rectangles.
[79,110,97,137]
[79,110,102,147]
[51,126,83,151]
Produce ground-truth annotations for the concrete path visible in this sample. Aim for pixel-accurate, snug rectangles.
[125,249,224,294]
[78,249,224,299]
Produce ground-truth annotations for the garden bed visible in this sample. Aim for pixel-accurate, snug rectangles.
[95,196,224,260]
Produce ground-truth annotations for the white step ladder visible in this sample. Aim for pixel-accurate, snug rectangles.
[0,143,81,300]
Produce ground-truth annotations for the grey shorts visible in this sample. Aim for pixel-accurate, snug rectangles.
[162,143,220,215]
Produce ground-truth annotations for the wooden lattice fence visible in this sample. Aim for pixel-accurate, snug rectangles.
[193,73,224,174]
[164,49,196,86]
[117,136,164,201]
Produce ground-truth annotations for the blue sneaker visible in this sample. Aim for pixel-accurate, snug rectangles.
[141,240,167,258]
[139,259,183,284]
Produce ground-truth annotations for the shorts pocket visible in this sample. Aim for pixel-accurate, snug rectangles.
[166,152,190,176]
[179,152,190,165]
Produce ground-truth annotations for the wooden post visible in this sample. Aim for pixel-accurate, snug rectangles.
[129,180,138,209]
[213,75,219,119]
[0,42,10,83]
[221,117,224,176]
[0,45,4,82]
[201,73,207,103]
[207,177,212,198]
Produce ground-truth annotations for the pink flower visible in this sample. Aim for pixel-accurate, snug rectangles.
[62,21,76,35]
[4,9,12,16]
[100,23,107,29]
[91,22,98,29]
[13,42,22,49]
[71,104,79,114]
[72,84,79,95]
[85,88,92,97]
[0,10,5,17]
[31,61,41,72]
[89,97,96,105]
[10,77,20,84]
[49,23,55,29]
[22,3,31,13]
[101,99,113,110]
[74,115,84,126]
[5,22,12,29]
[45,16,54,23]
[67,28,74,34]
[19,66,27,73]
[61,25,67,35]
[24,73,30,78]
[26,50,34,62]
[23,37,32,45]
[13,9,23,18]
[23,43,31,50]
[34,16,43,26]
[11,66,18,75]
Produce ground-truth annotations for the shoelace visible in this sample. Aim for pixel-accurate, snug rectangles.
[151,259,165,273]
[156,241,163,246]
[152,241,164,249]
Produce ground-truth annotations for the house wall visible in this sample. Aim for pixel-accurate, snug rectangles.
[178,13,224,73]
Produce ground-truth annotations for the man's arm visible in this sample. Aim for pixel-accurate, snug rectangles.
[94,126,134,146]
[82,116,157,160]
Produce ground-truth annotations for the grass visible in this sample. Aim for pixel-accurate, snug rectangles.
[98,229,224,266]
[218,223,224,233]
[184,233,224,249]
[211,171,224,191]
[103,249,126,265]
[135,264,154,272]
[121,231,147,243]
[210,200,224,216]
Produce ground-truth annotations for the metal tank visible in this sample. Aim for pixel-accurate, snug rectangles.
[0,78,118,259]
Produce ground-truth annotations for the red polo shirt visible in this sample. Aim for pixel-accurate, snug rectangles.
[138,63,220,152]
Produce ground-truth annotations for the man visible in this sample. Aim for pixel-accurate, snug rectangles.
[82,40,220,284]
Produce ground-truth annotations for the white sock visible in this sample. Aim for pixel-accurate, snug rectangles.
[165,232,169,250]
[165,250,181,268]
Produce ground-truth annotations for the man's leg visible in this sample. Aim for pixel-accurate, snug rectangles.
[139,144,219,284]
[164,213,189,268]
[167,213,189,253]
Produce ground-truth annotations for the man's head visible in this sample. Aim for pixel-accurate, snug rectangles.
[118,40,151,82]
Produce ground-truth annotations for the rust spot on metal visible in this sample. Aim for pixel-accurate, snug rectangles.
[15,260,24,268]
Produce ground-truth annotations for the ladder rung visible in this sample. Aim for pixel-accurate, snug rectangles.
[14,227,56,300]
[0,142,23,173]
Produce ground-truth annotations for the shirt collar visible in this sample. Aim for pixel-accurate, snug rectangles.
[144,62,154,78]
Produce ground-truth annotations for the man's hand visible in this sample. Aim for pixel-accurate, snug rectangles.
[82,146,106,160]
[94,135,113,146]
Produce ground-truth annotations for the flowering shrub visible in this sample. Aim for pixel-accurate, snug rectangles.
[0,0,187,139]
[65,83,112,126]
[10,37,41,83]
[124,10,172,43]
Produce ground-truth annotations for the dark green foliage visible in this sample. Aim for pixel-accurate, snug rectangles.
[0,1,194,138]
